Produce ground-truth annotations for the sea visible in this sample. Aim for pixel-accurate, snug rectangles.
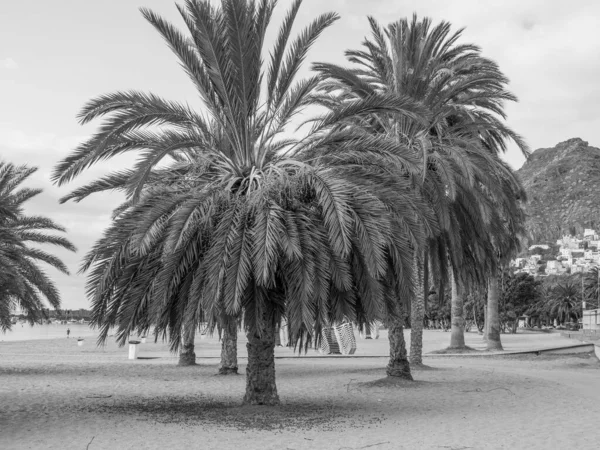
[1,323,99,342]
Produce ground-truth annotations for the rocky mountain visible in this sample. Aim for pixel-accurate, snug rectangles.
[516,138,600,244]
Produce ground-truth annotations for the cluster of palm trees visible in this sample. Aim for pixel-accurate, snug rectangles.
[456,268,600,331]
[2,0,530,405]
[527,271,600,327]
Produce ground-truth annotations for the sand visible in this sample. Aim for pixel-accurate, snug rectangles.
[1,330,599,450]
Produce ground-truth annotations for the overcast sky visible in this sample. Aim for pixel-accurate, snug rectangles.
[1,0,599,309]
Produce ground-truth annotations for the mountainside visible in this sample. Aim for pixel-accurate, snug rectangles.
[517,137,600,244]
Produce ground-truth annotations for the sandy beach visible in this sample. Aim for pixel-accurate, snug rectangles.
[1,330,599,450]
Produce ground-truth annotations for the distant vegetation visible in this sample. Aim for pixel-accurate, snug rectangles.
[10,309,92,322]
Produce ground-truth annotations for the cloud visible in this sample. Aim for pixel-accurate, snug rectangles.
[0,127,86,154]
[1,57,18,69]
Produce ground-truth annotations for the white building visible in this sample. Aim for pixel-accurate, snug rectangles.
[582,309,600,331]
[547,260,561,270]
[546,260,568,275]
[561,248,572,258]
[511,259,520,268]
[561,235,582,249]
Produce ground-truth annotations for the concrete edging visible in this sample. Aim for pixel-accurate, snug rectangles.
[424,343,595,357]
[192,343,599,359]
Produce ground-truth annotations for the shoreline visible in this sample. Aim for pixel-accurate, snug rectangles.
[1,323,99,343]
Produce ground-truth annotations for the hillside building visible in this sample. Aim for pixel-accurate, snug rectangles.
[561,235,582,249]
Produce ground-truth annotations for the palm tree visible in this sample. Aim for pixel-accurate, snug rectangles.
[483,165,527,350]
[434,154,525,350]
[547,280,581,325]
[52,0,431,404]
[314,15,528,360]
[0,162,76,331]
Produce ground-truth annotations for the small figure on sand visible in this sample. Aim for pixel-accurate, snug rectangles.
[67,328,71,338]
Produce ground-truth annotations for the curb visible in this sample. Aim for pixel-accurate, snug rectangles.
[424,343,595,357]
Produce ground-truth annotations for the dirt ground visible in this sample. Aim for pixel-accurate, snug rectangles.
[1,331,599,450]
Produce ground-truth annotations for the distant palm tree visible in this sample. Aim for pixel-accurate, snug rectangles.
[547,281,581,325]
[52,0,431,404]
[0,162,76,331]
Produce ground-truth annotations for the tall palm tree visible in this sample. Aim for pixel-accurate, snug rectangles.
[52,0,431,404]
[314,15,528,361]
[0,162,76,331]
[482,160,527,350]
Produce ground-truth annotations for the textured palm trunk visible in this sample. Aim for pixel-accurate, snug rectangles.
[423,258,429,317]
[219,316,238,375]
[178,326,196,366]
[409,253,424,365]
[243,311,279,405]
[474,297,485,333]
[386,312,413,379]
[449,269,466,349]
[483,301,489,340]
[364,321,372,338]
[486,275,503,351]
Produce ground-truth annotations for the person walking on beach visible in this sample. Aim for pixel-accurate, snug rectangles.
[67,328,71,338]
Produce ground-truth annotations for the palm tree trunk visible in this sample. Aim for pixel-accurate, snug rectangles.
[243,310,279,405]
[409,252,425,365]
[473,299,479,332]
[423,257,429,317]
[449,269,466,348]
[486,275,503,351]
[178,326,196,366]
[483,300,489,340]
[219,316,238,375]
[386,309,413,380]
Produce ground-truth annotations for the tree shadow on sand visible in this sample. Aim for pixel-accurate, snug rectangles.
[342,365,445,378]
[0,365,81,376]
[411,363,443,371]
[428,346,481,355]
[354,377,430,390]
[88,395,368,431]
